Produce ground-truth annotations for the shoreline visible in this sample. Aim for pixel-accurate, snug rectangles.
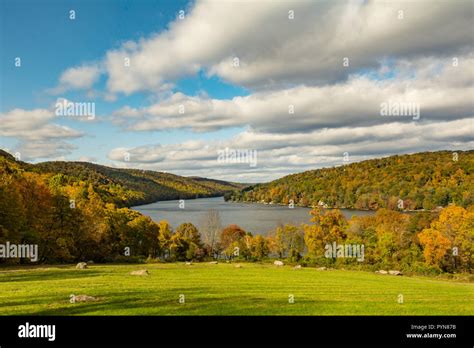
[129,193,226,209]
[132,196,436,215]
[224,199,435,213]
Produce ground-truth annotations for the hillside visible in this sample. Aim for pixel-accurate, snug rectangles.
[0,150,244,207]
[0,150,244,263]
[1,149,472,271]
[0,149,16,161]
[226,151,474,210]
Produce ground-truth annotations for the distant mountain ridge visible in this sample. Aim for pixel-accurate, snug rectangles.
[0,150,246,207]
[227,150,474,211]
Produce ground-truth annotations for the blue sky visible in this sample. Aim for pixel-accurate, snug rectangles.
[1,0,248,165]
[1,0,472,182]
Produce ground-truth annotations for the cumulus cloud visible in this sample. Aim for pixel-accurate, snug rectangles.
[0,107,83,160]
[15,141,77,161]
[102,0,473,94]
[0,108,82,139]
[107,118,473,182]
[50,64,101,94]
[111,56,474,133]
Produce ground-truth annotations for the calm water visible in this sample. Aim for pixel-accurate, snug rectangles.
[133,197,374,236]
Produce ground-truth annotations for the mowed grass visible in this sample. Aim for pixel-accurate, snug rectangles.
[0,263,472,315]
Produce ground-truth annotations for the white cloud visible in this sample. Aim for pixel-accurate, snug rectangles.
[0,108,82,139]
[15,141,77,161]
[112,56,474,133]
[50,64,101,94]
[107,118,474,182]
[102,0,473,94]
[0,107,83,160]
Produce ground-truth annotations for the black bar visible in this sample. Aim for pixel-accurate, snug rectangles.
[0,316,472,346]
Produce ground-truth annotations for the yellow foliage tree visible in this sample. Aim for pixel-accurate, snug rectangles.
[418,205,473,270]
[418,228,451,267]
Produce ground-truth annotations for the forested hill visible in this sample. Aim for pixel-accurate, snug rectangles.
[0,150,245,207]
[227,151,474,211]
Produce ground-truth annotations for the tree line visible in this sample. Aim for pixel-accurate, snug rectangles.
[226,151,473,211]
[1,151,472,274]
[29,156,244,207]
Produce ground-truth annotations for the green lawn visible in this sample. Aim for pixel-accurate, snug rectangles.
[0,263,472,315]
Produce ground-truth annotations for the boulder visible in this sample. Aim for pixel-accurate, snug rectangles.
[76,262,88,270]
[74,294,97,302]
[294,265,302,269]
[209,261,218,264]
[185,262,192,265]
[130,269,149,276]
[389,270,402,276]
[316,267,327,271]
[274,260,284,266]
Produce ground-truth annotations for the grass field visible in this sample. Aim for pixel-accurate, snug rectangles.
[0,263,473,315]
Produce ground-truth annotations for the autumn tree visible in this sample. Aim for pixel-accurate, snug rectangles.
[418,205,473,271]
[219,224,247,259]
[303,209,347,263]
[273,224,304,261]
[200,210,222,257]
[250,235,269,260]
[158,220,173,259]
[418,229,451,269]
[170,223,203,261]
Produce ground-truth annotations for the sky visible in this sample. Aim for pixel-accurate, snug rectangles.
[0,0,473,183]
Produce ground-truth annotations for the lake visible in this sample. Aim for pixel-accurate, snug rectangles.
[133,196,375,236]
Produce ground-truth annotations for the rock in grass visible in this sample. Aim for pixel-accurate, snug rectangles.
[235,264,242,268]
[376,270,388,274]
[294,265,302,269]
[130,269,149,276]
[389,270,402,276]
[185,262,192,265]
[316,267,327,271]
[209,261,218,264]
[76,262,88,270]
[74,294,97,302]
[274,260,284,266]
